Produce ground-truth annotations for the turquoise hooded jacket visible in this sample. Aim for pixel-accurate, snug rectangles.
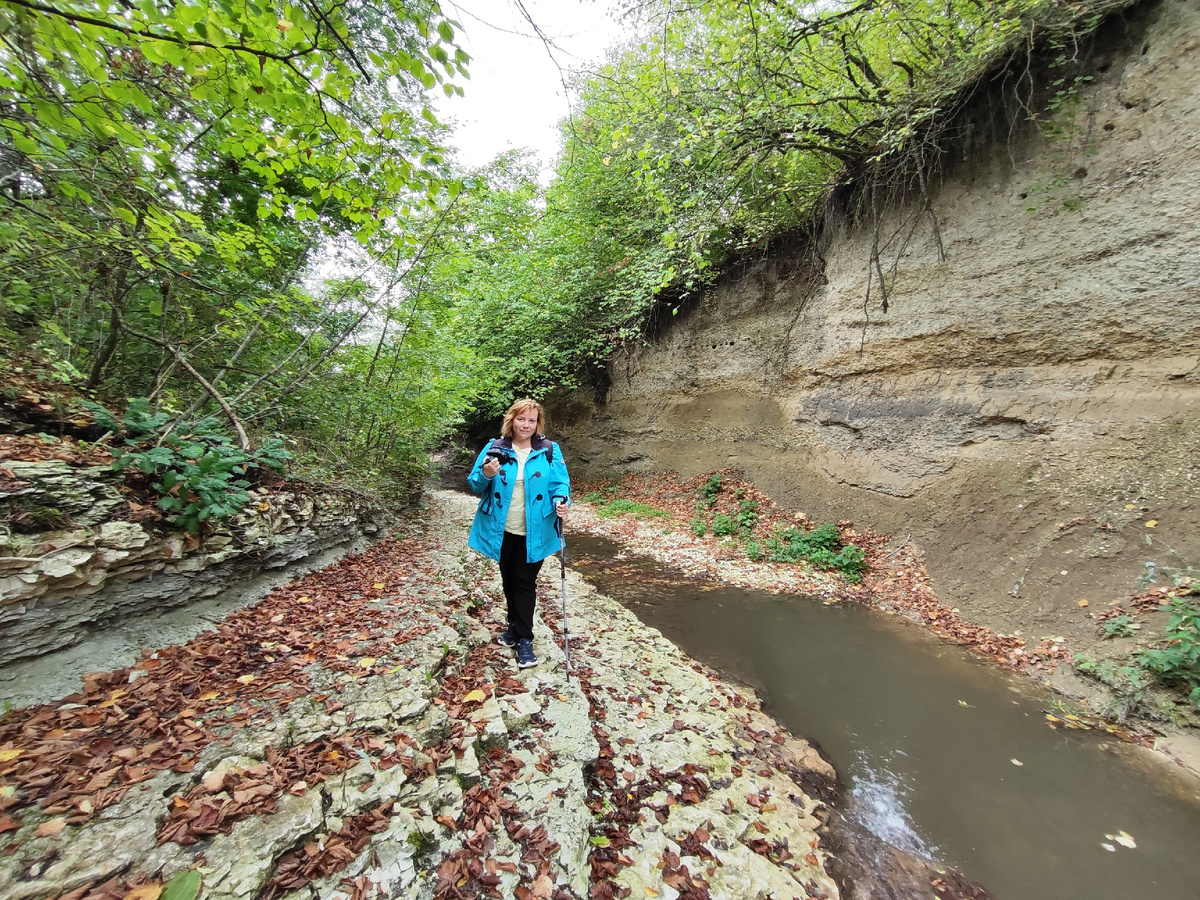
[466,435,571,563]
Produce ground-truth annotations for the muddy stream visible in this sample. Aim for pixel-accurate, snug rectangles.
[567,534,1200,900]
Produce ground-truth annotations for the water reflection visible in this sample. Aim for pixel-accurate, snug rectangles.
[568,534,1200,900]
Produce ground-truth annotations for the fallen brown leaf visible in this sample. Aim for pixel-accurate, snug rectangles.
[36,817,66,837]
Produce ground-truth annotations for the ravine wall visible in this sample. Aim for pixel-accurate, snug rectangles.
[550,0,1200,689]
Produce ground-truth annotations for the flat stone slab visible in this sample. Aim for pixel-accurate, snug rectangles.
[0,490,843,900]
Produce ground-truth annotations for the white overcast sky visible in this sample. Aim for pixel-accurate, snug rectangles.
[435,0,628,172]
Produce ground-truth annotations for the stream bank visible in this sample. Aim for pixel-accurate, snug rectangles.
[0,489,981,900]
[566,532,1200,900]
[566,470,1200,779]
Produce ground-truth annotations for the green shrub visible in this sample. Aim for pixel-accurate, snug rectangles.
[1100,615,1137,639]
[690,516,707,537]
[1135,592,1200,710]
[735,499,759,535]
[744,540,763,562]
[698,473,723,508]
[83,398,290,534]
[712,513,735,536]
[765,523,867,582]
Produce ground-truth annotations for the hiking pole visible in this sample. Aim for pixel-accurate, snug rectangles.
[555,514,571,681]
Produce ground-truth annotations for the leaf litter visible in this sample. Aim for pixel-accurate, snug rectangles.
[0,521,512,897]
[0,486,995,900]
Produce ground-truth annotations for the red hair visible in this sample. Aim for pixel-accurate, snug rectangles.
[500,398,545,439]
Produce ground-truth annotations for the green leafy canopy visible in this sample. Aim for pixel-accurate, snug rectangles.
[439,0,1128,417]
[2,0,482,488]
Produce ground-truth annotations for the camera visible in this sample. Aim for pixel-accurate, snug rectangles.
[485,448,515,465]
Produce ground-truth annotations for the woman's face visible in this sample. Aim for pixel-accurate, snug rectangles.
[512,408,539,442]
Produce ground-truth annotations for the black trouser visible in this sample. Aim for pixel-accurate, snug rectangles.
[499,531,543,641]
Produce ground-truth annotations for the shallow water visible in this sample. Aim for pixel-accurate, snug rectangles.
[567,534,1200,900]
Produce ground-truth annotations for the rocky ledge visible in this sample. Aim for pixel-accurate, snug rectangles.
[0,460,388,667]
[0,490,983,900]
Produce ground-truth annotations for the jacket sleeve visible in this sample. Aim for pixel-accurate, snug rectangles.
[548,442,571,505]
[466,444,493,495]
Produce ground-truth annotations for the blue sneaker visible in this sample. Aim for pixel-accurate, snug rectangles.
[515,639,538,669]
[497,629,517,648]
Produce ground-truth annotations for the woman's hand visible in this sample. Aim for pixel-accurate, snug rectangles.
[555,500,569,520]
[481,457,501,479]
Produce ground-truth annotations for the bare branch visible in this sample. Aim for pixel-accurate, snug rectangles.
[119,321,251,451]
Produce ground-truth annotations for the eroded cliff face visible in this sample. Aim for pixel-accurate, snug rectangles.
[551,0,1200,686]
[0,461,388,670]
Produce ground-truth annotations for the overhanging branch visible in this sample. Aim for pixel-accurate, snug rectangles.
[119,320,251,451]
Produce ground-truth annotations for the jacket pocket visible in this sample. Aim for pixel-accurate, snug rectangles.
[528,489,551,519]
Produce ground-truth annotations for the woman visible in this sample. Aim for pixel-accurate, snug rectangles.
[467,398,571,668]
